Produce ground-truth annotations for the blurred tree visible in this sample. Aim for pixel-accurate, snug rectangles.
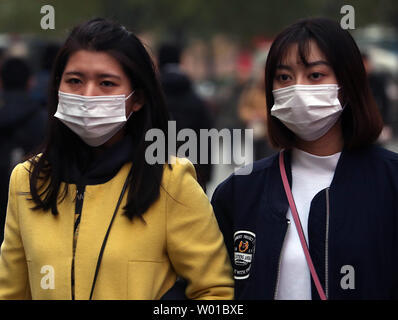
[1,0,398,41]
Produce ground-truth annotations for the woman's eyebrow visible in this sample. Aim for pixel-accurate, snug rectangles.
[63,71,122,80]
[276,64,293,71]
[98,73,122,80]
[64,71,84,77]
[276,61,330,70]
[306,60,330,67]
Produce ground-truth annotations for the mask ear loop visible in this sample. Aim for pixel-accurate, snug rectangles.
[126,110,134,121]
[125,90,135,101]
[337,86,348,110]
[125,90,136,120]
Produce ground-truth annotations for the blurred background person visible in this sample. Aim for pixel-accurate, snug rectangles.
[30,43,60,109]
[238,77,270,161]
[238,50,273,160]
[212,51,250,132]
[158,42,215,191]
[362,52,393,144]
[0,48,5,69]
[0,57,46,244]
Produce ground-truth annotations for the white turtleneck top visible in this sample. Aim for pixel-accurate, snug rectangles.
[276,148,341,300]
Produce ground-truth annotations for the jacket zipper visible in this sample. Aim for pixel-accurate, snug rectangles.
[325,187,330,299]
[71,185,85,300]
[273,219,290,300]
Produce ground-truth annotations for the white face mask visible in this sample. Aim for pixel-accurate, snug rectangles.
[270,84,343,141]
[54,91,134,147]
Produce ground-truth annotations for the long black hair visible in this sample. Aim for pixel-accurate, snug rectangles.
[29,18,170,220]
[264,17,383,150]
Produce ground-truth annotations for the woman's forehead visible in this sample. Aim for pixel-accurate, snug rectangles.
[64,50,126,75]
[279,40,328,66]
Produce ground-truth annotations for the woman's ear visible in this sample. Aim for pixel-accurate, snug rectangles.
[126,90,145,115]
[132,89,145,111]
[132,101,144,112]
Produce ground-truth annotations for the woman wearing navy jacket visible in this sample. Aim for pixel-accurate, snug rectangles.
[211,17,398,300]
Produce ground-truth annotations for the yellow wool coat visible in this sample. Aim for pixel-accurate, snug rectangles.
[0,158,234,300]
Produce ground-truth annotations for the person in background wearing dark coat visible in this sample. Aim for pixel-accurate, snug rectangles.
[158,43,214,191]
[0,57,47,244]
[30,43,60,109]
[362,52,393,144]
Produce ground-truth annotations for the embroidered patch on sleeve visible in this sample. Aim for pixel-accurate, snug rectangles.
[233,230,256,280]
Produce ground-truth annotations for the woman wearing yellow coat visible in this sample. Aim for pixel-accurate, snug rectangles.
[0,18,233,300]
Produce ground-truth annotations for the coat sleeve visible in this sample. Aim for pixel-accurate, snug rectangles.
[164,158,234,300]
[0,164,31,299]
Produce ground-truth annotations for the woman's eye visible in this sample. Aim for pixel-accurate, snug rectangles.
[101,80,116,87]
[66,78,81,84]
[310,72,324,80]
[276,74,291,82]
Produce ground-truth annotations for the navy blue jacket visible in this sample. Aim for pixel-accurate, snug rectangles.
[211,145,398,300]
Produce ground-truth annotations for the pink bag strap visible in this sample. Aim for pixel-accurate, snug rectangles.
[279,150,327,300]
